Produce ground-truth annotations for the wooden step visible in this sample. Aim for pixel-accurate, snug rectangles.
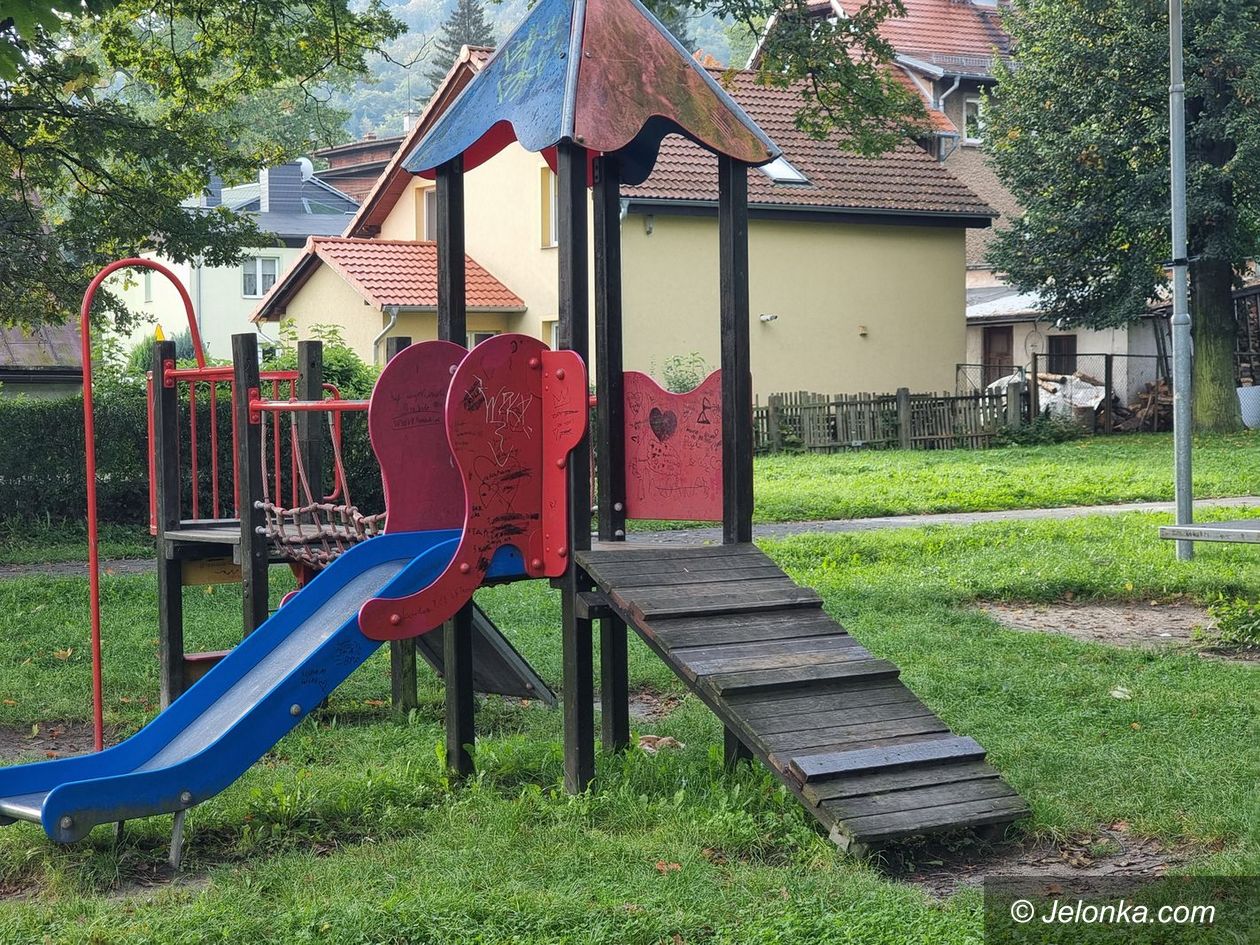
[183,649,231,686]
[704,658,900,697]
[788,736,986,785]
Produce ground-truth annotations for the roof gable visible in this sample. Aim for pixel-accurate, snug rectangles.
[253,236,525,321]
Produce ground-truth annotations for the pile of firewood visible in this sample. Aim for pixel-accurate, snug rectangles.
[1113,380,1172,432]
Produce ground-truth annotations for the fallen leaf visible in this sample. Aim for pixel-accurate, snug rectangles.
[1130,722,1142,731]
[53,648,74,661]
[2,699,15,706]
[654,860,682,874]
[363,699,387,707]
[1109,687,1132,700]
[638,735,685,755]
[44,751,59,759]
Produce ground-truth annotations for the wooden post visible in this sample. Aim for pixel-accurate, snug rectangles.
[1006,382,1023,428]
[436,157,476,778]
[594,155,629,753]
[896,387,912,449]
[153,341,185,708]
[558,139,596,793]
[232,333,269,635]
[718,154,753,545]
[767,394,783,452]
[1104,354,1115,434]
[295,341,323,501]
[718,153,754,761]
[382,336,419,713]
[1030,353,1041,418]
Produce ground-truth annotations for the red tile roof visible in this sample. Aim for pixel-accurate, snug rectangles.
[889,66,957,135]
[622,71,993,220]
[829,0,1011,67]
[253,237,525,321]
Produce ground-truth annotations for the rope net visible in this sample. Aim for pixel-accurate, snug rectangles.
[258,410,384,569]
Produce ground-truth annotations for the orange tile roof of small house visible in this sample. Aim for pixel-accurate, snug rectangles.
[252,237,525,321]
[621,71,993,220]
[823,0,1011,65]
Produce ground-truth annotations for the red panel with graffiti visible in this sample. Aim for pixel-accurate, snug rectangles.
[359,334,587,641]
[368,340,466,534]
[623,370,722,523]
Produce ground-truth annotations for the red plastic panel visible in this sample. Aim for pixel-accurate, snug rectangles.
[360,334,588,641]
[624,369,723,522]
[368,340,466,533]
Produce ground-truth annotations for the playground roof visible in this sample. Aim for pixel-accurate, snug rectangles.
[621,71,995,222]
[252,237,526,321]
[401,0,780,185]
[0,324,82,379]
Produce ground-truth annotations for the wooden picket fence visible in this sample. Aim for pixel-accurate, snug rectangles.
[753,385,1023,453]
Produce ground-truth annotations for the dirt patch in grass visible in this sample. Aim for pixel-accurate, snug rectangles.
[979,600,1257,664]
[0,720,103,762]
[887,824,1195,898]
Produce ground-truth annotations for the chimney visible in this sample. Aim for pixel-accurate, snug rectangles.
[203,173,223,208]
[258,163,305,214]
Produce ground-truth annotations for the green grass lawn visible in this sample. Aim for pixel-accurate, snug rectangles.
[0,519,154,566]
[0,507,1256,942]
[754,431,1260,521]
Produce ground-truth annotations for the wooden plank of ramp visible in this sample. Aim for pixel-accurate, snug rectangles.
[576,543,1028,850]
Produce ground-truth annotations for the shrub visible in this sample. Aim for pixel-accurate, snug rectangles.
[993,413,1086,446]
[655,352,709,394]
[1205,596,1260,649]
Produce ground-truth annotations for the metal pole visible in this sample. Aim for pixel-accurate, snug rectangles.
[1169,0,1194,560]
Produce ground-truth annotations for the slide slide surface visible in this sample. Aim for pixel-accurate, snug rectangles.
[0,529,512,843]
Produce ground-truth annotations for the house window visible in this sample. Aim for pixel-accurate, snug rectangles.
[467,330,499,347]
[242,257,278,298]
[541,168,559,248]
[421,188,437,241]
[143,270,153,303]
[1048,334,1078,374]
[550,321,561,349]
[963,95,985,145]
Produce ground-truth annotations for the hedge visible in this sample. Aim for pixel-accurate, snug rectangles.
[0,381,384,525]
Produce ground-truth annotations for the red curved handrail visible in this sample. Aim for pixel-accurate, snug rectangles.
[80,258,203,752]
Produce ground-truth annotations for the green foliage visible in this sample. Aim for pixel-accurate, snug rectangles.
[988,0,1260,429]
[0,0,403,331]
[746,0,929,155]
[644,0,697,50]
[425,0,497,89]
[263,319,380,399]
[1205,596,1260,649]
[121,329,197,377]
[656,351,710,393]
[992,414,1086,447]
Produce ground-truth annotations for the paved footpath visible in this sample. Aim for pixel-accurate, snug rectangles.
[2,496,1257,581]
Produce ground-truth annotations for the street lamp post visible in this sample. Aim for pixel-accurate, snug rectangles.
[1169,0,1194,560]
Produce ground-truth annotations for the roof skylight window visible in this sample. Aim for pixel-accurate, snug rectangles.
[757,156,810,185]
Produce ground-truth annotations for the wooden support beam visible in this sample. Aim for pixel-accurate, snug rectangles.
[232,333,269,635]
[383,335,419,713]
[594,154,630,754]
[437,158,475,778]
[558,139,596,792]
[153,341,185,708]
[718,155,753,545]
[295,340,323,503]
[724,726,753,768]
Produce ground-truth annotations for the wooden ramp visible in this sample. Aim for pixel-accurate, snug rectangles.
[576,542,1028,852]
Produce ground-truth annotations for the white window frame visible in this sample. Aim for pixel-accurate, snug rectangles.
[423,188,437,241]
[143,269,153,303]
[550,321,560,349]
[963,94,985,145]
[467,330,500,348]
[242,256,279,299]
[543,169,559,248]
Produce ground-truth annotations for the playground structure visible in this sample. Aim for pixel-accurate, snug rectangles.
[0,0,1028,864]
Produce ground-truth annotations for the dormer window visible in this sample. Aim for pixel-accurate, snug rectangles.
[757,156,810,185]
[963,95,985,145]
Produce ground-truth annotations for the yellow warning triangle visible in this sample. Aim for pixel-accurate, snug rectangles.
[154,324,166,341]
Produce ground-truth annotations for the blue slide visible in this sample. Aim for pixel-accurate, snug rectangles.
[0,530,519,845]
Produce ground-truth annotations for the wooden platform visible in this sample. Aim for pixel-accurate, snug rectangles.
[576,542,1029,851]
[1159,518,1260,544]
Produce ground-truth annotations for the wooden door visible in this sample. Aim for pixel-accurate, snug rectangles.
[982,326,1014,387]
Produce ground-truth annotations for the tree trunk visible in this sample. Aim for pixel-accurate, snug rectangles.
[1189,257,1242,433]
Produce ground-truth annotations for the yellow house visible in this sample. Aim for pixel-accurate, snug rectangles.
[255,47,995,395]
